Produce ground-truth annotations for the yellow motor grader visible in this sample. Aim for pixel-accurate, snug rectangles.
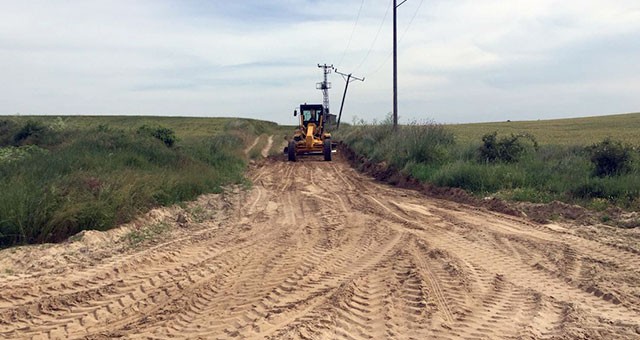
[285,103,335,161]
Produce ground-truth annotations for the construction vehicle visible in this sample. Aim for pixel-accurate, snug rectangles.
[285,103,335,161]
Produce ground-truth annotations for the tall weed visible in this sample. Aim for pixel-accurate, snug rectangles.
[340,117,454,169]
[0,119,248,247]
[339,120,640,210]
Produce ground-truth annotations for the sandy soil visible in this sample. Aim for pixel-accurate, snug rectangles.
[261,136,274,158]
[1,155,639,339]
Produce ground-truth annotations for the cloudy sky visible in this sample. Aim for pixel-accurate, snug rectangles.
[1,0,639,124]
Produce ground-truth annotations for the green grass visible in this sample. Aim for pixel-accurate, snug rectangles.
[123,221,171,247]
[339,113,640,214]
[3,111,636,244]
[6,115,284,144]
[247,134,268,160]
[338,117,455,168]
[0,115,282,248]
[448,112,640,146]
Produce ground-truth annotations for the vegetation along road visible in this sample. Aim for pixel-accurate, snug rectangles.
[1,154,638,339]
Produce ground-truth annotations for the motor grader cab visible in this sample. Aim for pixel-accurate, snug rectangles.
[285,103,335,161]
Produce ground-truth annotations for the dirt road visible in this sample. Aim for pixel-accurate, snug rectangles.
[1,156,639,339]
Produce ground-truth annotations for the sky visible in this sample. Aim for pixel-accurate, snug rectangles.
[1,0,639,125]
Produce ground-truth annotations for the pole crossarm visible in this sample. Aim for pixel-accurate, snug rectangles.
[335,69,365,83]
[334,69,364,130]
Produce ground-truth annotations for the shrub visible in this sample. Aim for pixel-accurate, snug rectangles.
[13,120,47,145]
[478,132,538,163]
[137,125,178,147]
[587,138,632,177]
[7,119,68,147]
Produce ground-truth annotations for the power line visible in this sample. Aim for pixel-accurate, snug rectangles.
[400,0,424,43]
[353,0,393,72]
[366,0,424,77]
[337,0,366,68]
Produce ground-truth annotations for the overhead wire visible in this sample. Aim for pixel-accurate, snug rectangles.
[353,0,393,72]
[365,0,425,77]
[336,0,366,69]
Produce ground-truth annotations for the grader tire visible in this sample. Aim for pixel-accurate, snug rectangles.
[323,139,332,161]
[288,140,297,162]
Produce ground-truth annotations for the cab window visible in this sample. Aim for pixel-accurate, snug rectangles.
[303,110,317,122]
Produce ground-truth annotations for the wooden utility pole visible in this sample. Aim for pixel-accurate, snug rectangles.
[393,0,408,130]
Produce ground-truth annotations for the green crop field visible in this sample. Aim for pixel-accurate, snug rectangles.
[447,112,640,146]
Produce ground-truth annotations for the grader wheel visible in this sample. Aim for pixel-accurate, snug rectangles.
[323,139,332,161]
[287,140,297,162]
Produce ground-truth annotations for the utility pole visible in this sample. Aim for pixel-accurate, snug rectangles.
[334,69,364,130]
[393,0,408,130]
[317,64,334,123]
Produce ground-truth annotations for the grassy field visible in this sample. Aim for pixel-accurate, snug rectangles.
[448,112,640,145]
[339,112,640,218]
[0,115,288,248]
[12,115,277,141]
[2,111,637,247]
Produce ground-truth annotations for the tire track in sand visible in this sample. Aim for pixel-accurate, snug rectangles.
[1,155,638,339]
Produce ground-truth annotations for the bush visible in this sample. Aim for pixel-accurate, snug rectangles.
[587,138,632,177]
[13,120,48,145]
[3,119,69,147]
[137,125,178,147]
[478,132,538,163]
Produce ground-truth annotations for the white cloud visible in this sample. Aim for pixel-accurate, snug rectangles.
[0,0,638,123]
